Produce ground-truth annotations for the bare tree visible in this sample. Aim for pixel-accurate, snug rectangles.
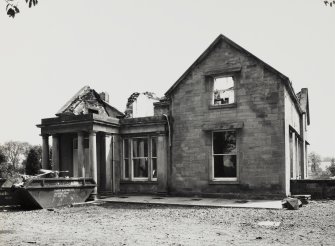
[0,141,30,169]
[308,152,322,173]
[327,158,335,176]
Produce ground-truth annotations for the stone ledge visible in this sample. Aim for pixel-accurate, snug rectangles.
[208,103,237,110]
[120,180,158,185]
[208,180,240,185]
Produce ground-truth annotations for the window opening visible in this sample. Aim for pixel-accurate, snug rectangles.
[213,77,235,105]
[212,131,237,179]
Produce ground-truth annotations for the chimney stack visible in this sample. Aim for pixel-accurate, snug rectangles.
[99,92,109,103]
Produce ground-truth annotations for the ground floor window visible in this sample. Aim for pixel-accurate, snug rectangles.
[123,137,158,181]
[212,131,237,181]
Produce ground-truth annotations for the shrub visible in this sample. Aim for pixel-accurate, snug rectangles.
[25,147,41,175]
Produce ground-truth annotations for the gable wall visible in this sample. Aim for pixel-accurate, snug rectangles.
[169,41,287,197]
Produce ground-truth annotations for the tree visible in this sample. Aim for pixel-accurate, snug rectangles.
[0,141,30,169]
[327,158,335,176]
[25,146,41,175]
[308,152,322,174]
[5,0,38,18]
[0,148,6,164]
[324,1,335,7]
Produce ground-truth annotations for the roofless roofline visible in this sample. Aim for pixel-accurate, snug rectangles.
[164,34,304,115]
[55,85,124,117]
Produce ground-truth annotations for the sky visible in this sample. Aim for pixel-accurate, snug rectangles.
[0,0,334,158]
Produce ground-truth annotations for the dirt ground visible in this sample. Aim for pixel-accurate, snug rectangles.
[1,200,335,246]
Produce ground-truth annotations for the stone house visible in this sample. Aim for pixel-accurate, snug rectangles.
[38,34,310,198]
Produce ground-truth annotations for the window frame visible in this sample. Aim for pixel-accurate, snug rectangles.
[131,137,150,181]
[211,130,238,182]
[122,136,158,182]
[212,76,235,106]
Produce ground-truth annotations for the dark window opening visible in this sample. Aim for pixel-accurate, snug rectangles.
[212,131,237,179]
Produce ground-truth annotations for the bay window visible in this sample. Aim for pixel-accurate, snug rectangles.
[123,136,158,181]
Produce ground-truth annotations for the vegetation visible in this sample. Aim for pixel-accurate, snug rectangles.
[327,158,335,177]
[25,146,41,175]
[0,141,30,169]
[0,141,50,178]
[309,152,322,174]
[5,0,38,18]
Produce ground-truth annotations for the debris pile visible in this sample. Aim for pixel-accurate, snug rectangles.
[282,195,310,210]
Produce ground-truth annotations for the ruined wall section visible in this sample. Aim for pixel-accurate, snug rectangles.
[169,40,287,197]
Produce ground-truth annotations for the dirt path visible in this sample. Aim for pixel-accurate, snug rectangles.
[1,200,335,245]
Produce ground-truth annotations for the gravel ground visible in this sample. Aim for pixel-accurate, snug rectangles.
[1,200,335,246]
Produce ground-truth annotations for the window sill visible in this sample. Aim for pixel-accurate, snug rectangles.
[209,103,236,110]
[209,180,239,185]
[120,180,158,184]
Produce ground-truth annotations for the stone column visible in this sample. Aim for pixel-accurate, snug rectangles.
[89,131,98,197]
[42,134,49,170]
[157,135,168,194]
[77,132,85,177]
[291,132,296,179]
[52,134,60,171]
[104,133,112,192]
[301,114,307,179]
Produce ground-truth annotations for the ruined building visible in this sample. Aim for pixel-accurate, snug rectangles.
[38,34,310,198]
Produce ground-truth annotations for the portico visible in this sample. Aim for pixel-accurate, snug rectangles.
[38,114,121,196]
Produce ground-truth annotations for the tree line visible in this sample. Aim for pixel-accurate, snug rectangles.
[0,140,51,178]
[308,152,335,179]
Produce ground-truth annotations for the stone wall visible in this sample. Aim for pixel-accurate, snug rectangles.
[168,39,287,197]
[291,179,335,199]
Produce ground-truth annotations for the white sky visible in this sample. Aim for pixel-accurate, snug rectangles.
[0,0,334,158]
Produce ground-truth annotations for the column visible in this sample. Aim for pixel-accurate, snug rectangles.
[42,134,49,170]
[89,131,98,197]
[301,114,307,179]
[104,133,112,192]
[52,134,60,171]
[77,132,85,177]
[291,132,296,179]
[157,135,168,194]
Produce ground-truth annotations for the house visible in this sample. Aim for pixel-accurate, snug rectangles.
[37,34,310,198]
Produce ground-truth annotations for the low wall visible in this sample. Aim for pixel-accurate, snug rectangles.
[291,179,335,199]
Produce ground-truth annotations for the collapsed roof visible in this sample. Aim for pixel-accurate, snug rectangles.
[56,86,124,118]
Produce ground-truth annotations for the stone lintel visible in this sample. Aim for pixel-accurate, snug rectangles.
[202,122,244,131]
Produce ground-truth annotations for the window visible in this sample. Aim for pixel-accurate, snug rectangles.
[213,76,235,105]
[133,138,149,178]
[123,137,158,181]
[212,131,237,181]
[123,139,130,179]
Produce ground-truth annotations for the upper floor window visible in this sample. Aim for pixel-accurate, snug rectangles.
[213,76,235,105]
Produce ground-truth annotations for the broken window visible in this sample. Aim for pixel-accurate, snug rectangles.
[213,77,235,105]
[123,136,158,181]
[212,131,237,180]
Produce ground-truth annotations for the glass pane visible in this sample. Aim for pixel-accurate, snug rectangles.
[152,138,157,157]
[213,77,234,105]
[124,139,129,158]
[152,158,157,179]
[124,159,129,178]
[133,138,148,158]
[133,158,148,178]
[213,132,236,154]
[214,155,237,178]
